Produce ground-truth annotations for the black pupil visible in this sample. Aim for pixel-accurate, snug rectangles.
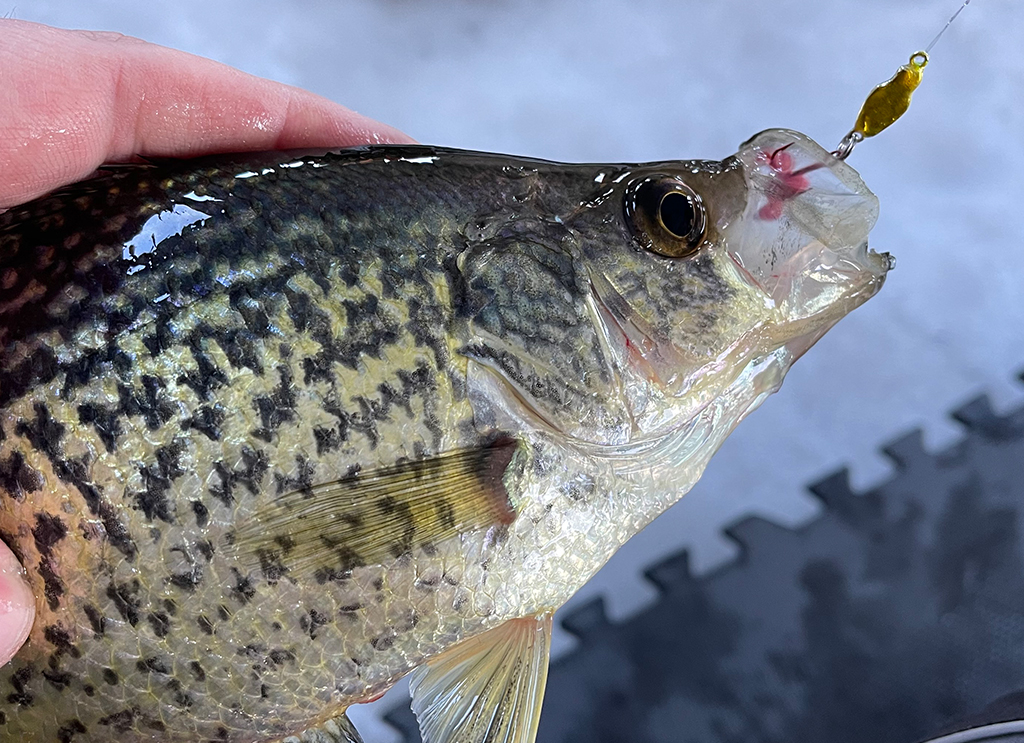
[659,191,696,239]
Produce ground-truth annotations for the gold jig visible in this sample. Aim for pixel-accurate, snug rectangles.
[833,0,971,160]
[833,51,928,160]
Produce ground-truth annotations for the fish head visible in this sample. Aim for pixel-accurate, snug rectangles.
[543,128,888,441]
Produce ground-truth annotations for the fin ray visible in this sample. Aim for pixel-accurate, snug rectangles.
[409,614,553,743]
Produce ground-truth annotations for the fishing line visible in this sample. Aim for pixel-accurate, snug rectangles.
[925,0,972,54]
[832,0,973,160]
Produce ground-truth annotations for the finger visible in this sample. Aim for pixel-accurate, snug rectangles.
[0,20,414,208]
[0,540,34,667]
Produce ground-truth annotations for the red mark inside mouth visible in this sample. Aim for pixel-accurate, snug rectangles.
[756,143,826,220]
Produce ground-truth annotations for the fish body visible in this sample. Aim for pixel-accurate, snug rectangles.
[0,130,887,742]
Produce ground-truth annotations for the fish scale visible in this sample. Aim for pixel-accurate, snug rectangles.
[0,132,888,742]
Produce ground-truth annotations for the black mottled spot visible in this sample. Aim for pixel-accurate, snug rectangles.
[7,665,33,707]
[38,559,65,611]
[230,568,256,605]
[102,668,118,685]
[118,375,175,431]
[196,615,214,636]
[251,365,296,442]
[268,649,295,666]
[56,718,86,743]
[377,496,416,557]
[371,632,395,651]
[32,512,67,554]
[257,549,287,583]
[405,297,451,370]
[146,612,171,638]
[83,685,94,696]
[60,343,131,401]
[77,402,122,453]
[44,624,80,659]
[0,450,44,499]
[314,564,354,585]
[209,446,268,506]
[334,545,365,574]
[230,288,274,338]
[135,657,170,675]
[340,294,400,365]
[106,579,141,626]
[42,669,72,690]
[169,567,202,592]
[83,605,106,636]
[210,324,264,375]
[313,425,341,455]
[188,660,206,682]
[98,708,138,733]
[182,404,226,442]
[166,678,194,708]
[301,609,330,640]
[237,643,268,659]
[196,539,215,561]
[177,337,228,401]
[142,316,175,357]
[260,683,269,699]
[191,500,209,527]
[436,498,456,530]
[274,455,314,497]
[133,439,186,523]
[339,602,362,613]
[217,605,231,621]
[415,574,440,590]
[33,513,68,610]
[16,402,64,460]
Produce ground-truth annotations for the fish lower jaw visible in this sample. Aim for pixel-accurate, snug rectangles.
[769,267,888,362]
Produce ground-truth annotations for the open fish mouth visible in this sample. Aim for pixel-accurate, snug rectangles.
[725,128,890,321]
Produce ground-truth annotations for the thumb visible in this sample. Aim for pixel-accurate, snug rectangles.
[0,540,34,666]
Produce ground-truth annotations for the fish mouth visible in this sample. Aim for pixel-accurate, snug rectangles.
[723,128,890,350]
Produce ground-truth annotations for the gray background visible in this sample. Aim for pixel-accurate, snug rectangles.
[9,1,1023,740]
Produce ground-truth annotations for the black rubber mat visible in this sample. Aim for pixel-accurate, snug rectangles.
[387,375,1024,743]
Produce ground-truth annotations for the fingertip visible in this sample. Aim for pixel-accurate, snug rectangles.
[0,20,416,208]
[0,540,34,667]
[270,90,418,151]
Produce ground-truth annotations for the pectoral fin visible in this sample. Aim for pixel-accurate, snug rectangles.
[227,439,517,580]
[409,614,553,743]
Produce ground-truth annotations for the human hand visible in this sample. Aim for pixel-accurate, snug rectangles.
[0,18,414,664]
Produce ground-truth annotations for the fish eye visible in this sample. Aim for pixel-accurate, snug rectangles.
[623,175,707,258]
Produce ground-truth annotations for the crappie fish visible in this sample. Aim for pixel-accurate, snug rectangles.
[0,129,887,743]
